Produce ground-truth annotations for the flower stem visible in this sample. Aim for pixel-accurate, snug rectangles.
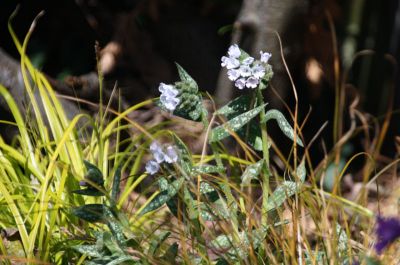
[256,88,270,226]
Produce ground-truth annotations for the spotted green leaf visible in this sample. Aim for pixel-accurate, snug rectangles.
[148,231,171,256]
[111,165,122,202]
[261,109,303,147]
[161,242,178,263]
[266,160,306,211]
[103,207,126,248]
[72,244,103,258]
[210,226,268,260]
[73,204,105,223]
[175,63,198,90]
[173,134,193,174]
[266,181,299,211]
[83,160,104,186]
[192,165,225,175]
[210,104,267,143]
[106,255,136,265]
[216,94,253,116]
[72,187,104,197]
[140,177,184,215]
[241,159,264,186]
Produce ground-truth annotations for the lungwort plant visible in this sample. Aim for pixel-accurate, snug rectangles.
[0,15,385,264]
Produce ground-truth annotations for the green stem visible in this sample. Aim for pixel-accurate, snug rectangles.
[256,88,270,226]
[203,109,239,229]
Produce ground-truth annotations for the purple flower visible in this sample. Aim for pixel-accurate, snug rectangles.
[79,180,88,186]
[375,216,400,254]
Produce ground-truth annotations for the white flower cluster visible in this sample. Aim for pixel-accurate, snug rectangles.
[159,83,180,111]
[145,141,178,175]
[221,44,271,90]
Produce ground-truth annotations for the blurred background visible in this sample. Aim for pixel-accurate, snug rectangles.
[0,0,400,171]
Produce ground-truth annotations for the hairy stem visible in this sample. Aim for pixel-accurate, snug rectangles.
[256,88,270,226]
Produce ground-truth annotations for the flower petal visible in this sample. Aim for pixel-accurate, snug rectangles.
[228,44,241,58]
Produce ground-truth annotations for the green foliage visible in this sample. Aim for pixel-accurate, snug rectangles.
[139,177,184,215]
[0,29,385,265]
[261,109,303,147]
[210,103,267,142]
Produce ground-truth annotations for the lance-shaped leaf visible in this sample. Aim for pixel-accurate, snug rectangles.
[111,165,122,202]
[72,188,105,197]
[140,177,184,215]
[266,181,299,212]
[266,160,306,211]
[148,231,171,256]
[261,109,303,147]
[73,204,105,223]
[215,94,264,150]
[103,207,126,248]
[161,242,179,263]
[210,104,267,143]
[173,134,193,174]
[73,160,106,196]
[216,94,253,116]
[83,160,104,186]
[241,160,265,186]
[210,226,269,260]
[72,244,104,258]
[175,63,198,90]
[192,165,225,175]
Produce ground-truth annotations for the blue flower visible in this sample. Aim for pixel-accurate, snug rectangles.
[221,44,271,90]
[375,216,400,254]
[146,141,179,175]
[260,51,272,63]
[159,83,180,111]
[145,160,160,175]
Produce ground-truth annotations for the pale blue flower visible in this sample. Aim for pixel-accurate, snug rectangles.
[159,83,180,111]
[227,69,240,81]
[242,57,254,65]
[260,51,272,63]
[246,76,259,88]
[164,146,178,163]
[161,95,180,111]
[228,44,241,58]
[221,56,240,69]
[235,78,246,89]
[146,160,160,175]
[222,44,271,90]
[158,83,175,94]
[239,65,252,77]
[149,142,165,163]
[252,64,265,79]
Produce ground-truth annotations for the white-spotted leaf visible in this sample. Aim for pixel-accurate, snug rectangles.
[261,109,303,147]
[210,104,267,143]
